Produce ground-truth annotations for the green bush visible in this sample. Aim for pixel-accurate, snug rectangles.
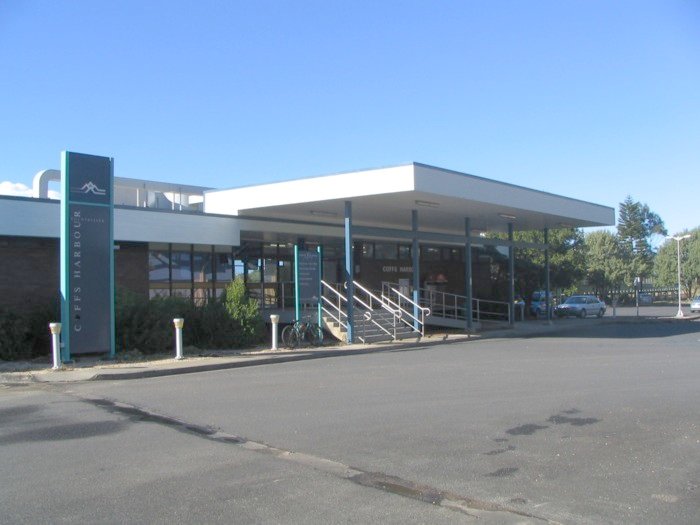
[1,285,266,360]
[187,298,240,349]
[0,310,31,360]
[115,289,195,354]
[224,277,265,347]
[115,281,264,355]
[0,302,58,361]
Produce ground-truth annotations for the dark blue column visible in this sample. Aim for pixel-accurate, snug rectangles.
[412,210,420,330]
[465,217,473,331]
[544,228,551,322]
[508,222,515,326]
[344,201,354,343]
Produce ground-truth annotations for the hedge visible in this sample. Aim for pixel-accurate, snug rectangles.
[0,278,265,361]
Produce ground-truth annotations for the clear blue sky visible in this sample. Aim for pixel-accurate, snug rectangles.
[1,0,698,236]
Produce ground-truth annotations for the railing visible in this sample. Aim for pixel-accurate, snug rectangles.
[253,279,510,326]
[320,280,402,343]
[320,280,348,331]
[350,280,400,340]
[400,285,511,324]
[380,283,431,336]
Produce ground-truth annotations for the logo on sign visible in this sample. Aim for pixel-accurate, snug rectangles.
[74,181,107,196]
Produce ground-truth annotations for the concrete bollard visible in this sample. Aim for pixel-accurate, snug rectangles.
[173,318,185,360]
[49,323,62,370]
[270,315,280,350]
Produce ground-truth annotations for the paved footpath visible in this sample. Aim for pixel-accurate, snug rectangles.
[3,310,697,384]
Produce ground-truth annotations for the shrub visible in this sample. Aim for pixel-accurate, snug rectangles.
[115,289,194,354]
[0,302,58,361]
[187,298,239,349]
[1,285,266,360]
[0,310,31,360]
[224,277,265,347]
[114,282,264,355]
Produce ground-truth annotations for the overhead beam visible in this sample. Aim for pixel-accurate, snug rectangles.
[352,225,548,250]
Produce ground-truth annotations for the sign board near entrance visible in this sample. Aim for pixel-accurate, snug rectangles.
[60,151,114,359]
[297,250,320,303]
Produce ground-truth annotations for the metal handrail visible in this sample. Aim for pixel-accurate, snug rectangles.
[386,286,431,336]
[351,280,402,318]
[321,280,392,341]
[320,280,348,330]
[349,280,398,339]
[380,282,432,336]
[413,286,510,324]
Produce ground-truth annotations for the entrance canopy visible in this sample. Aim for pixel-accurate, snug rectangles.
[204,163,615,234]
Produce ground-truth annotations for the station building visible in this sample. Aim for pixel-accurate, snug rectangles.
[0,162,615,341]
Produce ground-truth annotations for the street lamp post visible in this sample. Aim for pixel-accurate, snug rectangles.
[670,234,691,318]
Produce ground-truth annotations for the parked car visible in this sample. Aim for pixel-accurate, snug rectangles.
[529,290,552,317]
[554,295,606,318]
[691,296,700,313]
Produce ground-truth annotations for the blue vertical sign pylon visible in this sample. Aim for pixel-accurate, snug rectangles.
[60,152,115,360]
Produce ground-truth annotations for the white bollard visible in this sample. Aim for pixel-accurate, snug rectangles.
[270,315,280,350]
[49,323,62,370]
[173,318,185,360]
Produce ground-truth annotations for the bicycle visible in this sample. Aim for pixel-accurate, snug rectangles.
[281,318,324,348]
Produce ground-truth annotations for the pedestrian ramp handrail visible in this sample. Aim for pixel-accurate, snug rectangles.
[380,283,431,337]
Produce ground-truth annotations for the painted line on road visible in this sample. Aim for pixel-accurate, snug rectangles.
[69,391,560,524]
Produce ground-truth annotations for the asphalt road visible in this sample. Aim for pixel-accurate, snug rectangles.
[2,320,699,524]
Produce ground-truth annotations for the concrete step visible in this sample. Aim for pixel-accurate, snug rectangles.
[323,307,421,344]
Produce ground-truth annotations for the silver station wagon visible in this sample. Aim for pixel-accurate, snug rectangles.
[554,295,606,318]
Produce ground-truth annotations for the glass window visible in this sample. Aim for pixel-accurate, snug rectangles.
[148,250,170,282]
[215,253,233,282]
[264,258,278,283]
[149,288,169,300]
[233,259,245,279]
[171,286,191,299]
[192,251,213,283]
[278,260,292,282]
[421,246,441,261]
[171,250,192,281]
[193,285,212,306]
[361,242,374,259]
[398,245,411,260]
[374,243,397,260]
[247,259,261,283]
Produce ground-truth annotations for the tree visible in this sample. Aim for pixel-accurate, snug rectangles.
[654,228,700,300]
[617,196,667,278]
[512,228,586,300]
[584,230,633,298]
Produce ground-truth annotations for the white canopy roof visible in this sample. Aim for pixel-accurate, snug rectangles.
[204,163,614,234]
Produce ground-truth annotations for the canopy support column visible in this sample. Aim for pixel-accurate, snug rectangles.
[412,210,420,331]
[508,223,515,326]
[344,201,354,343]
[544,227,551,323]
[465,217,473,332]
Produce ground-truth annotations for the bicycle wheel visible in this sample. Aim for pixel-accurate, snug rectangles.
[308,324,323,346]
[281,325,297,349]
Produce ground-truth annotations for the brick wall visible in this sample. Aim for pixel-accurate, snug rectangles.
[0,236,149,313]
[0,236,60,313]
[115,242,149,298]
